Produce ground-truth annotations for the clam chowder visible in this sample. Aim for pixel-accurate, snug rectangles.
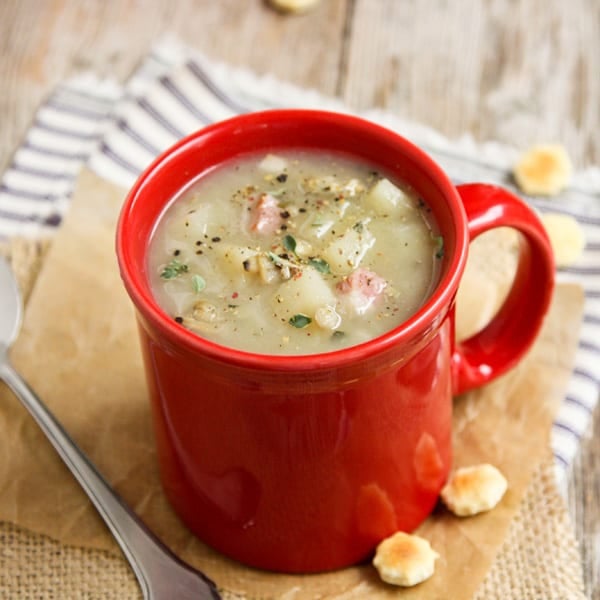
[148,150,443,354]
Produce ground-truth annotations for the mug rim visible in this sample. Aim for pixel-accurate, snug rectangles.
[116,109,469,370]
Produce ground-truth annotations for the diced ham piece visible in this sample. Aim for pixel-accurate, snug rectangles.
[336,268,387,314]
[249,193,282,235]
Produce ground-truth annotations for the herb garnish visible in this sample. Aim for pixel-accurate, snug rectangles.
[433,235,444,259]
[308,257,330,273]
[160,259,189,279]
[267,251,282,265]
[191,274,206,293]
[289,314,312,328]
[267,251,300,271]
[282,234,297,254]
[268,189,287,197]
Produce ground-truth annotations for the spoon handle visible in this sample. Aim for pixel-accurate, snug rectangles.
[0,358,221,600]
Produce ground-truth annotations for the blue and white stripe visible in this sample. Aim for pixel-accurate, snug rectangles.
[0,75,120,238]
[0,39,598,484]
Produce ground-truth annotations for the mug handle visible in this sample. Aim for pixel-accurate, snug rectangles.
[451,183,555,395]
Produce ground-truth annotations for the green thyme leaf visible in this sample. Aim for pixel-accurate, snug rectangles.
[268,188,287,197]
[433,235,444,259]
[332,330,346,340]
[282,234,297,254]
[160,259,189,279]
[308,257,330,274]
[289,314,312,329]
[267,251,282,264]
[353,221,364,233]
[191,274,206,293]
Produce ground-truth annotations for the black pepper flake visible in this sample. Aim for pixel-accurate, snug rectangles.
[196,250,203,255]
[280,224,288,230]
[280,210,290,219]
[173,249,181,256]
[276,173,288,183]
[195,240,202,246]
[212,236,221,242]
[174,316,184,324]
[299,207,307,213]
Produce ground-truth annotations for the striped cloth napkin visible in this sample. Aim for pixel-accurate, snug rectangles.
[1,38,598,490]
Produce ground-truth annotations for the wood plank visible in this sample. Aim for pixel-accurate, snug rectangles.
[342,0,600,168]
[0,0,349,172]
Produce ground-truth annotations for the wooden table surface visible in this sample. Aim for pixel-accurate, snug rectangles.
[1,0,598,597]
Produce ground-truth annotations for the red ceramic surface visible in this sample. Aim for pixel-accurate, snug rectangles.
[116,110,554,573]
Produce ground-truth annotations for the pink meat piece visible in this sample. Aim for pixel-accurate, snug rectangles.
[249,193,282,235]
[337,268,387,314]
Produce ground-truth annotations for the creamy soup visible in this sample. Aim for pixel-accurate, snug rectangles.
[148,150,443,355]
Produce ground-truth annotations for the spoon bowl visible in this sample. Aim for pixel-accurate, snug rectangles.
[0,256,221,600]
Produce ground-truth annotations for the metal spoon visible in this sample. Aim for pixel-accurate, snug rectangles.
[0,256,221,600]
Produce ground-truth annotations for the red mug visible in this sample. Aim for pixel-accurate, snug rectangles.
[116,110,554,573]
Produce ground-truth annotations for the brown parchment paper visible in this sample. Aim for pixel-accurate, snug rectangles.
[0,169,584,599]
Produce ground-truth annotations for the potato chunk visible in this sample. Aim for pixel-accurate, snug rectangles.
[366,178,413,217]
[298,200,351,239]
[184,200,238,237]
[321,223,375,275]
[213,244,258,279]
[259,153,288,173]
[272,267,336,323]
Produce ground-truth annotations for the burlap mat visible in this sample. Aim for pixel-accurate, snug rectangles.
[0,237,586,599]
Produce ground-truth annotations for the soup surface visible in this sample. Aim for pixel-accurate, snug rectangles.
[148,150,443,354]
